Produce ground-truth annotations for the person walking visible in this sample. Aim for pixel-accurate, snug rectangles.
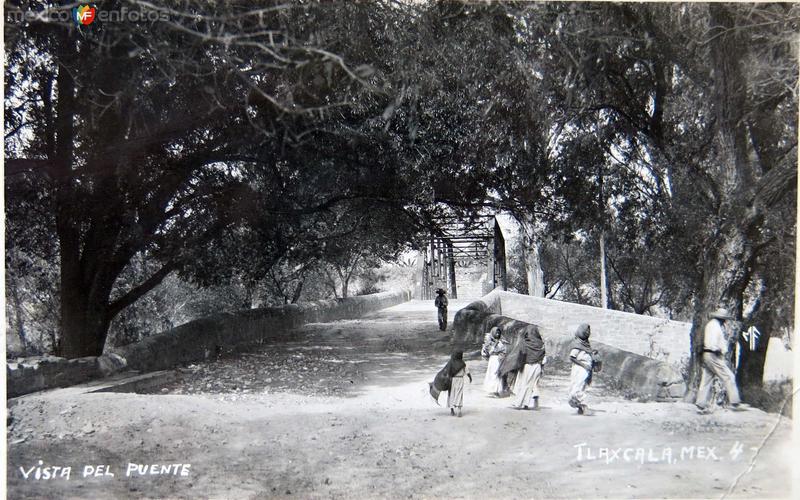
[434,289,449,331]
[482,327,507,397]
[511,326,546,410]
[428,351,473,417]
[497,331,525,395]
[442,351,472,417]
[695,307,745,414]
[568,324,596,415]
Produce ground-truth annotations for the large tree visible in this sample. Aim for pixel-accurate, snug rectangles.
[511,2,797,393]
[7,1,795,391]
[696,4,797,394]
[4,0,392,357]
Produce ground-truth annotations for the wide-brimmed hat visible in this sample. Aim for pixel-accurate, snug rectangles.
[710,308,734,320]
[435,288,446,295]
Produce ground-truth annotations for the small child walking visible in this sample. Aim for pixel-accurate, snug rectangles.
[429,351,473,417]
[568,323,596,415]
[446,351,472,416]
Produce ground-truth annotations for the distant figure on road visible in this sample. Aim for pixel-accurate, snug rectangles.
[695,307,745,414]
[446,351,472,417]
[511,326,546,410]
[481,326,507,397]
[568,324,597,415]
[434,288,448,331]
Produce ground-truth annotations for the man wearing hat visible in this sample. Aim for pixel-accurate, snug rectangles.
[695,307,744,413]
[434,288,448,331]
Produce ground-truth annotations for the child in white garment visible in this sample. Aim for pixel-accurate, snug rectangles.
[482,327,506,396]
[568,324,596,415]
[446,351,472,417]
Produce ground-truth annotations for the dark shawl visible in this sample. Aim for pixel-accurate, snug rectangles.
[428,352,466,404]
[497,326,546,378]
[521,326,545,365]
[498,335,526,378]
[569,323,593,355]
[569,323,594,385]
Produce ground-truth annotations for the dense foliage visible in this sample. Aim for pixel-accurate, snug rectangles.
[5,2,796,395]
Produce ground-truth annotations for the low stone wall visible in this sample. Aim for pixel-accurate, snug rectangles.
[485,290,691,363]
[452,293,686,401]
[6,353,126,398]
[112,289,411,372]
[7,290,411,398]
[545,336,686,401]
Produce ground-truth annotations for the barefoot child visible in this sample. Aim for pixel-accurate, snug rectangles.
[428,351,473,416]
[446,351,472,417]
[568,324,596,415]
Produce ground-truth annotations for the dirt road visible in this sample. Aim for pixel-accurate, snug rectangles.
[6,300,794,499]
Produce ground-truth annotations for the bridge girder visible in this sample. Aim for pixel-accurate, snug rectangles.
[420,215,507,300]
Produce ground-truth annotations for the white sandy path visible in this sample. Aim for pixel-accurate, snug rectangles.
[6,300,794,499]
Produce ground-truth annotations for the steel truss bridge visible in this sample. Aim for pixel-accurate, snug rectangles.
[420,215,507,300]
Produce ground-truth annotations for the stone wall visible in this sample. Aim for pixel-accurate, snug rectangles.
[7,290,411,398]
[6,353,126,398]
[112,289,411,372]
[545,335,687,401]
[452,292,686,401]
[489,291,691,364]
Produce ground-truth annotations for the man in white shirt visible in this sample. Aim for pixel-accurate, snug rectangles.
[695,307,744,413]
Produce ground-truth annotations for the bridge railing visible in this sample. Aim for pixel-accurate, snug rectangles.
[452,290,687,401]
[7,290,412,398]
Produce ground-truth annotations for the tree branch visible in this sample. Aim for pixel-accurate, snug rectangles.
[752,158,797,209]
[107,260,180,320]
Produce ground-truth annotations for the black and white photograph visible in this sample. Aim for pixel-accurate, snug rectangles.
[4,1,797,498]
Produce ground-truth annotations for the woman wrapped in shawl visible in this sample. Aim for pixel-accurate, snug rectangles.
[568,323,596,415]
[510,326,546,410]
[497,332,526,393]
[428,351,472,417]
[481,327,507,396]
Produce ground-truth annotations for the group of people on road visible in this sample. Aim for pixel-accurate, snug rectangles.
[430,288,746,417]
[430,322,598,417]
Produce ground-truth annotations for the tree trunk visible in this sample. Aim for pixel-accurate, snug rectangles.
[56,282,112,358]
[51,33,156,359]
[599,231,608,309]
[685,4,765,400]
[685,223,751,399]
[522,231,545,297]
[291,281,304,304]
[51,42,90,358]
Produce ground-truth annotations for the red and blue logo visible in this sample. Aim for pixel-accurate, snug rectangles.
[73,5,96,25]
